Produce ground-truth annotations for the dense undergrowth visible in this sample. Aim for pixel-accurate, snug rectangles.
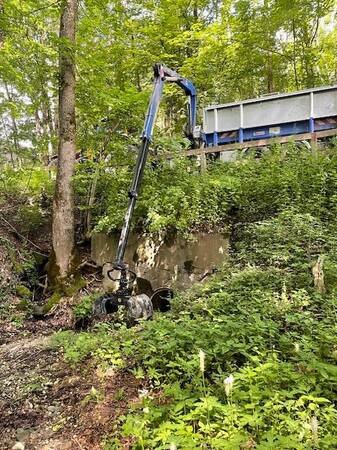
[54,176,337,448]
[0,166,53,235]
[76,141,337,234]
[0,166,53,321]
[3,141,337,237]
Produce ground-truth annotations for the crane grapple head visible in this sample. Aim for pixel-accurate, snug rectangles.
[93,263,154,325]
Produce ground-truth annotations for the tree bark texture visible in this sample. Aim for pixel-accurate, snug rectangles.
[0,1,4,49]
[51,0,77,280]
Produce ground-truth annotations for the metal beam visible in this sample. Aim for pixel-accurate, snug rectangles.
[173,129,337,158]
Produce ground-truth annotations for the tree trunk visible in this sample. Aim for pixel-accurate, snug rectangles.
[4,83,19,166]
[291,19,299,90]
[0,0,4,49]
[50,0,77,282]
[85,167,99,239]
[41,86,57,159]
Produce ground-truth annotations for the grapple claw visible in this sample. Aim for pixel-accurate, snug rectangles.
[92,291,153,326]
[92,294,119,316]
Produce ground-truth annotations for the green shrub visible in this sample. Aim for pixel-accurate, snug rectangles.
[73,294,97,319]
[0,166,53,235]
[52,328,128,368]
[82,144,337,235]
[13,204,46,234]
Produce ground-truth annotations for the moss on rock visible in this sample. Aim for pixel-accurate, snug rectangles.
[16,285,32,299]
[43,292,63,314]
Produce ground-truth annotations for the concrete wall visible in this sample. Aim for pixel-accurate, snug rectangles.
[91,231,229,292]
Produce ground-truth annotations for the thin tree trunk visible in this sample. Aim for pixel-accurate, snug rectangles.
[51,0,77,282]
[0,0,4,49]
[291,19,299,89]
[85,167,99,239]
[41,86,56,159]
[1,115,14,165]
[4,83,19,166]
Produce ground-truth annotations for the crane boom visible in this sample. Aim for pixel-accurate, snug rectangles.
[111,64,197,293]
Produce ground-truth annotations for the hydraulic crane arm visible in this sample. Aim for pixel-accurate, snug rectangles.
[141,64,197,141]
[109,63,198,296]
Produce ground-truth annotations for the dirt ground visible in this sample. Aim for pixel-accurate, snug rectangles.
[0,331,140,450]
[0,225,141,450]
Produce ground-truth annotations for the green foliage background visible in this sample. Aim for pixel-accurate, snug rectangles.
[2,0,337,165]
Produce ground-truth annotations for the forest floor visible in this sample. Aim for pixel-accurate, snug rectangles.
[0,224,139,450]
[0,323,139,450]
